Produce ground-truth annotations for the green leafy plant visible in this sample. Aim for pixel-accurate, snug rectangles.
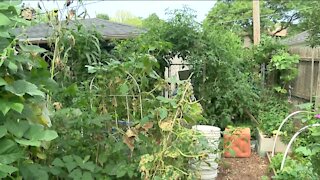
[0,1,57,179]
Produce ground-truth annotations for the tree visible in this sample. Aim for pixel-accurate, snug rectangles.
[96,13,109,20]
[203,0,302,41]
[300,1,320,47]
[111,10,143,26]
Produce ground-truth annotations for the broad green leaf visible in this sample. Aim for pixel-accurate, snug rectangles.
[295,146,312,156]
[0,77,7,86]
[0,126,7,138]
[73,155,83,165]
[19,163,49,180]
[23,124,44,140]
[0,101,10,115]
[116,165,127,178]
[0,30,10,38]
[5,80,45,97]
[82,171,93,180]
[7,61,17,73]
[83,155,90,163]
[19,44,47,54]
[0,13,10,26]
[65,162,78,173]
[0,152,22,165]
[5,120,30,138]
[15,138,41,147]
[159,108,168,120]
[62,155,74,163]
[10,102,24,113]
[52,158,64,167]
[82,162,95,172]
[118,83,129,95]
[0,100,24,115]
[0,139,23,164]
[68,168,82,179]
[0,163,18,174]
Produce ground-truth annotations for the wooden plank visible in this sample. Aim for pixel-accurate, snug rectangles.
[316,56,320,109]
[253,0,260,45]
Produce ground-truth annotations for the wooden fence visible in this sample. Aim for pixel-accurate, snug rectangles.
[288,46,320,106]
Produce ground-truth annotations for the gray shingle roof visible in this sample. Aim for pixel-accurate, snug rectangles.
[15,18,144,43]
[281,31,309,46]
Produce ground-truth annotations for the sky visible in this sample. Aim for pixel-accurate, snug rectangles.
[23,1,216,23]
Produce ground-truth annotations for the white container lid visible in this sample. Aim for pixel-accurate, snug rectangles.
[192,125,221,132]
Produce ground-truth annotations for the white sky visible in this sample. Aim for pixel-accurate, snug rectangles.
[23,1,216,22]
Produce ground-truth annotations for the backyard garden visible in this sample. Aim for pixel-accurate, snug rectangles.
[1,0,320,179]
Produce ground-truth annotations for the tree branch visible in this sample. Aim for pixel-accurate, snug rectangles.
[272,13,299,36]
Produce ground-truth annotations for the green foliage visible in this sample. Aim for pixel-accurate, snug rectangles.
[204,0,302,40]
[270,153,318,180]
[257,92,291,137]
[300,1,320,47]
[0,1,57,179]
[268,107,320,179]
[96,13,110,20]
[111,10,143,27]
[254,36,299,94]
[189,27,258,128]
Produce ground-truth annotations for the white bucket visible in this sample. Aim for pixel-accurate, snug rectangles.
[192,125,221,180]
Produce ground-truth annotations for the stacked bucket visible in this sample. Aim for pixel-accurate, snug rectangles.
[192,125,221,180]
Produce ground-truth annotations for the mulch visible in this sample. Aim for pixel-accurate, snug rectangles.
[216,152,271,180]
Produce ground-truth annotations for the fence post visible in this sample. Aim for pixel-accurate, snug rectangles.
[310,48,315,103]
[315,49,320,109]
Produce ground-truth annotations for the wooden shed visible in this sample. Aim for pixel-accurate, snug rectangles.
[282,31,320,107]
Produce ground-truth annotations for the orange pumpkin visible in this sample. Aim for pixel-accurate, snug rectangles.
[223,127,251,158]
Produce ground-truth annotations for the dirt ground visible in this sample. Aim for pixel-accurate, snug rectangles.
[216,152,271,180]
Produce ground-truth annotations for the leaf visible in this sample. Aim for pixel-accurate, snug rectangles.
[65,162,78,173]
[7,61,17,73]
[83,155,90,163]
[52,158,65,167]
[23,124,44,140]
[5,120,29,138]
[68,168,82,179]
[229,149,236,157]
[62,155,74,163]
[19,44,47,54]
[0,13,10,26]
[0,100,24,115]
[158,120,173,131]
[0,101,10,115]
[0,77,7,86]
[15,138,41,147]
[9,102,24,113]
[0,163,18,174]
[40,130,58,141]
[295,146,312,156]
[142,122,153,132]
[82,161,95,172]
[19,163,49,180]
[0,126,7,138]
[5,80,44,97]
[123,135,135,152]
[0,139,23,164]
[82,171,93,180]
[159,108,168,120]
[118,83,129,95]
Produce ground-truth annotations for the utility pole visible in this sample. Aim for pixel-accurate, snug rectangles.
[253,0,260,45]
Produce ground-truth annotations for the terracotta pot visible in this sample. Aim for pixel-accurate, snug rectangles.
[223,127,251,158]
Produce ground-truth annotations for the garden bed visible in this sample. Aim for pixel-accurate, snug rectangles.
[217,152,270,180]
[256,128,291,156]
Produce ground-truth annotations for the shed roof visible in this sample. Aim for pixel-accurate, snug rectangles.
[14,18,144,43]
[281,31,309,46]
